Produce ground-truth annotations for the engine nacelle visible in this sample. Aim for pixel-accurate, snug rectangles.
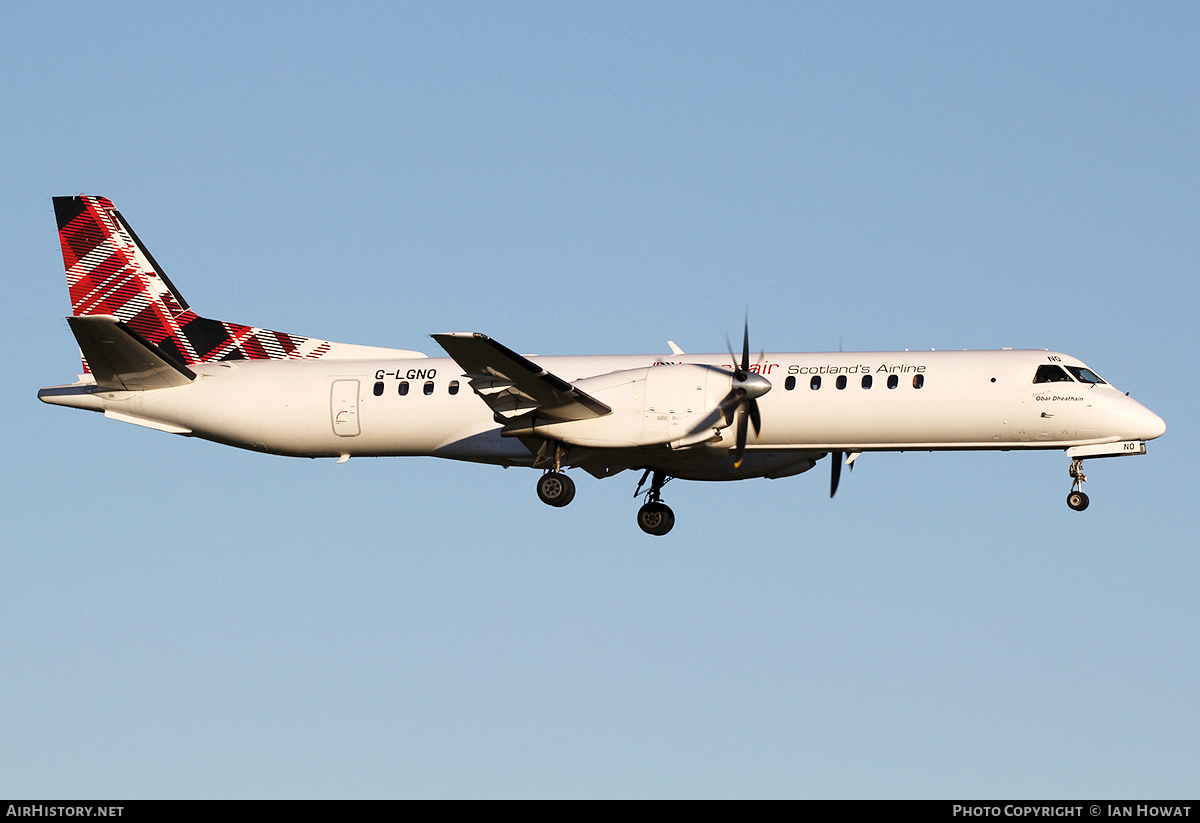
[504,363,734,449]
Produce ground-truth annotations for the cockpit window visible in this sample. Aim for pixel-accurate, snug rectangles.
[1064,366,1106,385]
[1033,365,1074,384]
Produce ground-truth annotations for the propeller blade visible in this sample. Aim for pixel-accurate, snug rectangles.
[741,315,750,373]
[733,409,749,468]
[718,388,743,425]
[748,398,761,437]
[830,451,842,498]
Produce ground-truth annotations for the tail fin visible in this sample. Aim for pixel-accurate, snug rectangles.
[54,194,333,368]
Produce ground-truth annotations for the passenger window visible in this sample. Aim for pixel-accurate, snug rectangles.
[398,381,409,396]
[1064,366,1105,385]
[913,374,924,389]
[861,375,872,389]
[448,380,460,395]
[784,376,796,391]
[1033,365,1074,384]
[836,375,847,390]
[810,376,821,390]
[373,381,384,397]
[887,374,898,389]
[423,381,434,395]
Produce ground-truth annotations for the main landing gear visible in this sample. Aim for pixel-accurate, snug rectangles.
[537,471,576,507]
[535,441,576,508]
[634,469,675,536]
[1067,458,1089,512]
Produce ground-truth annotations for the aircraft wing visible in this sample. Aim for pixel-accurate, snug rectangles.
[431,332,611,422]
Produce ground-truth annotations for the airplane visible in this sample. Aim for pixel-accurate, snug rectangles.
[39,195,1167,535]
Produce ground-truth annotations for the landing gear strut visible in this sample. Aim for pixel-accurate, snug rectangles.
[1067,458,1089,512]
[634,469,675,536]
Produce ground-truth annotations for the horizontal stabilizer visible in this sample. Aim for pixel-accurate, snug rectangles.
[67,315,196,391]
[432,332,611,421]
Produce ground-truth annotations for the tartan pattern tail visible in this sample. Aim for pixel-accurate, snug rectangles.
[54,194,331,369]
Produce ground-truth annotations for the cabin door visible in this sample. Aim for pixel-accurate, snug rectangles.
[330,379,361,436]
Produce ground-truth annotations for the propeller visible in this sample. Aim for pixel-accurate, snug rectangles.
[830,450,859,498]
[720,315,772,468]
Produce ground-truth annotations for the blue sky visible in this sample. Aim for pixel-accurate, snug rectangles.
[3,2,1197,798]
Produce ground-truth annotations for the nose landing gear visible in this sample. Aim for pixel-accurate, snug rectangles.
[634,469,675,536]
[1067,458,1089,511]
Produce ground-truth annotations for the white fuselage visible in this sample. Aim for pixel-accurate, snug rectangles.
[43,347,1165,482]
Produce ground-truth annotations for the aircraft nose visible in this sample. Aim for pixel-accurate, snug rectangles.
[1131,399,1166,440]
